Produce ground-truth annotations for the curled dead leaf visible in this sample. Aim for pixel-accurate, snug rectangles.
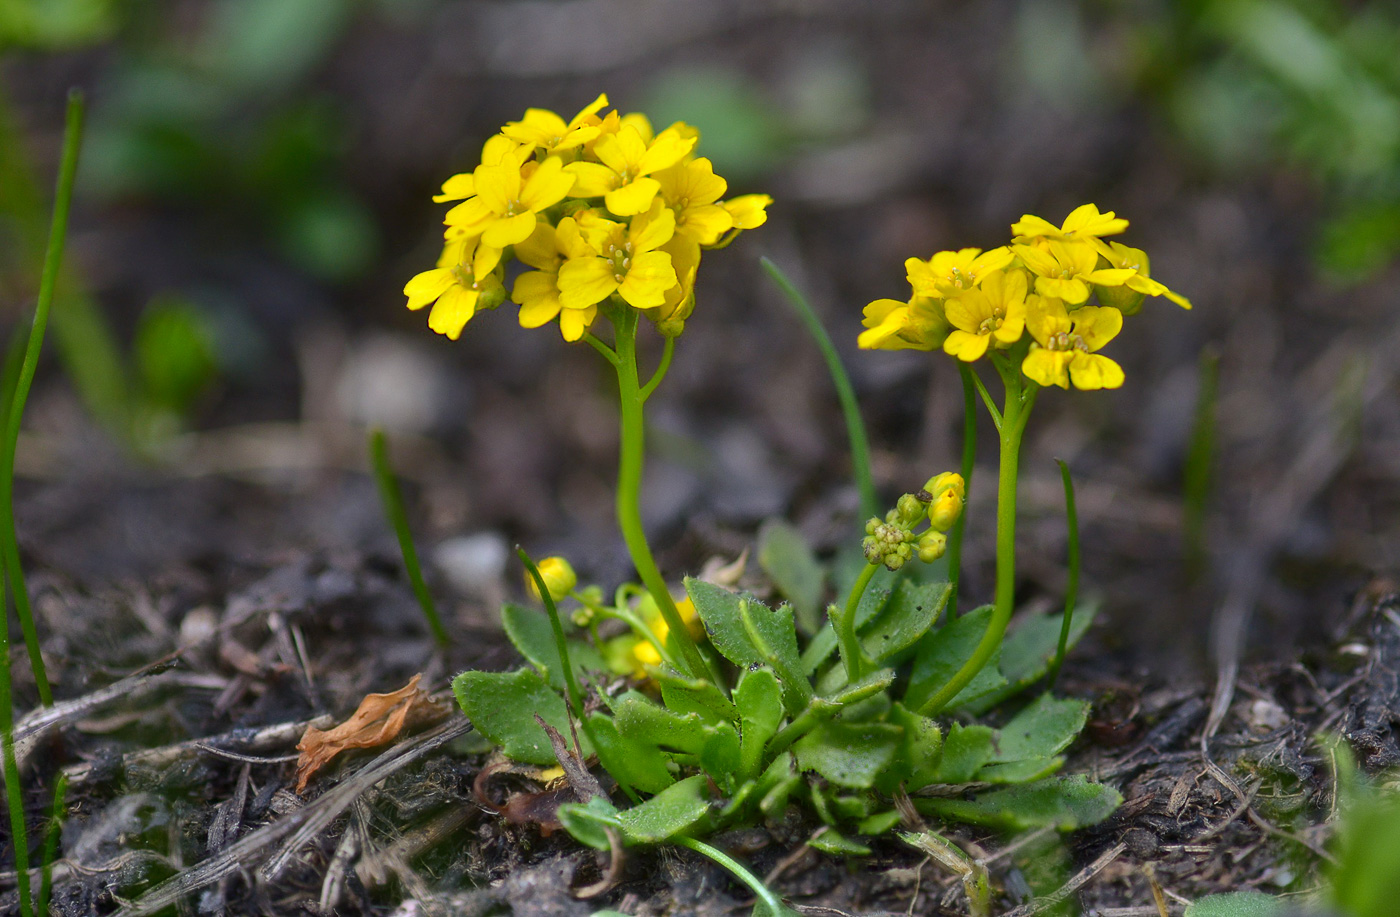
[295,674,447,792]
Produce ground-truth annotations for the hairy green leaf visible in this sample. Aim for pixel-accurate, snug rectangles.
[807,826,871,856]
[653,669,738,725]
[453,669,587,766]
[861,580,951,664]
[960,603,1098,715]
[878,703,944,793]
[587,714,674,795]
[557,795,621,851]
[931,722,995,784]
[736,669,783,780]
[501,603,609,692]
[990,694,1089,763]
[618,774,712,844]
[686,578,810,713]
[614,691,709,755]
[793,721,901,789]
[916,775,1122,830]
[1183,892,1283,917]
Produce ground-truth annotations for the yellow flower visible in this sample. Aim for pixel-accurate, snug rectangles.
[907,247,1015,299]
[558,201,678,310]
[511,218,601,341]
[526,556,578,602]
[403,235,504,340]
[1090,240,1192,313]
[632,596,700,671]
[655,157,732,245]
[501,93,610,154]
[858,295,949,351]
[565,122,697,216]
[1011,203,1130,243]
[444,155,576,253]
[941,268,1029,361]
[1021,296,1124,390]
[1013,238,1136,306]
[431,135,532,203]
[647,235,700,337]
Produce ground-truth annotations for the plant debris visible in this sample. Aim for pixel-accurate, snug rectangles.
[294,673,447,791]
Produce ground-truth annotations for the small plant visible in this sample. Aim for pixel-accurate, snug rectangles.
[407,97,1190,906]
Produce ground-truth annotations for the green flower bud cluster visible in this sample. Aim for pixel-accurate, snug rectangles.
[861,471,966,571]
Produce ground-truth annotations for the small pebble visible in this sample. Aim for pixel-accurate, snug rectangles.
[178,607,219,650]
[432,532,510,594]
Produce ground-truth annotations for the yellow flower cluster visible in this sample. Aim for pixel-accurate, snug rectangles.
[404,94,772,341]
[859,204,1191,390]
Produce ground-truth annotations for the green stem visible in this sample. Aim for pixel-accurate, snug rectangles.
[519,549,586,721]
[1,92,83,711]
[608,309,709,680]
[38,773,67,917]
[639,334,674,402]
[918,365,1036,717]
[837,562,877,683]
[760,257,877,520]
[369,429,449,647]
[946,364,978,617]
[1046,459,1080,693]
[673,836,791,917]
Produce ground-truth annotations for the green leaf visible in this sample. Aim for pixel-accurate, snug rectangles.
[807,827,871,856]
[686,578,810,713]
[736,669,784,780]
[975,757,1064,784]
[614,691,710,755]
[654,668,738,725]
[905,605,1007,711]
[878,703,943,793]
[1183,892,1284,917]
[930,723,995,784]
[916,776,1122,831]
[501,603,609,692]
[557,795,621,851]
[453,668,588,766]
[758,519,825,635]
[793,721,901,789]
[587,714,675,795]
[618,774,712,844]
[960,603,1098,715]
[700,722,742,789]
[857,810,903,836]
[861,580,951,664]
[990,694,1089,763]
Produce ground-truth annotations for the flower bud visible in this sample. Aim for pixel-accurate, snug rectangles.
[865,517,880,536]
[923,471,966,502]
[527,556,577,602]
[884,551,906,571]
[863,537,883,564]
[896,493,923,525]
[1095,248,1149,315]
[928,488,964,532]
[917,531,948,563]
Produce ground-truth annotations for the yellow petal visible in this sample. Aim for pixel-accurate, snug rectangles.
[1069,353,1124,390]
[555,216,596,260]
[944,290,990,333]
[432,173,475,203]
[970,246,1015,276]
[1163,288,1192,310]
[993,314,1025,345]
[481,212,539,249]
[605,178,661,216]
[594,128,643,174]
[629,200,675,252]
[1012,243,1059,277]
[501,108,567,146]
[1025,295,1070,346]
[564,161,619,198]
[1082,268,1137,287]
[1022,347,1072,388]
[427,285,479,340]
[638,127,697,175]
[1069,305,1122,352]
[722,194,771,230]
[1010,214,1060,239]
[473,241,504,277]
[404,269,455,311]
[558,257,618,309]
[1062,203,1128,239]
[514,221,559,271]
[943,330,989,362]
[568,93,609,128]
[444,197,492,230]
[559,306,596,342]
[513,273,562,326]
[519,156,575,211]
[617,250,676,309]
[472,163,519,216]
[1035,276,1090,305]
[677,204,732,245]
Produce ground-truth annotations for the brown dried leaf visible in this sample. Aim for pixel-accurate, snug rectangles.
[295,674,445,791]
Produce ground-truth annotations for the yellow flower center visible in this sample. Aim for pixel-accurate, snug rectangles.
[1044,331,1089,353]
[605,240,633,282]
[976,308,1005,335]
[451,264,481,290]
[948,267,972,289]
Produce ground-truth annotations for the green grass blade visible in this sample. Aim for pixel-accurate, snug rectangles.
[1046,459,1080,693]
[38,773,67,917]
[368,428,449,647]
[518,548,585,719]
[2,90,87,711]
[1184,346,1219,581]
[760,257,878,520]
[945,364,978,617]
